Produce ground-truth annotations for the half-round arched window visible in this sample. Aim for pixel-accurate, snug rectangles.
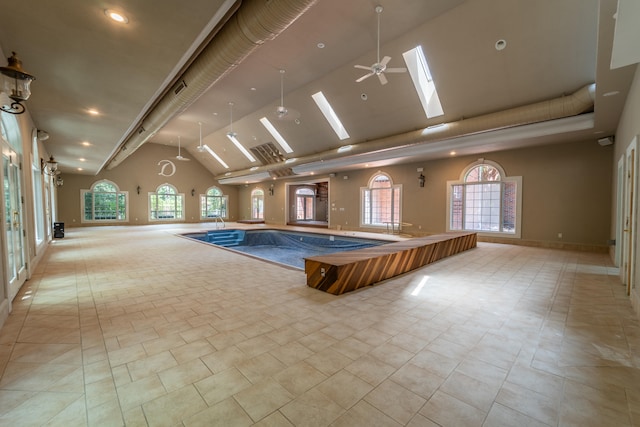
[201,186,228,219]
[448,159,521,236]
[150,183,184,221]
[82,179,128,222]
[361,172,401,227]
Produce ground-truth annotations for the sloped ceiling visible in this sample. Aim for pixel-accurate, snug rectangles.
[0,0,636,183]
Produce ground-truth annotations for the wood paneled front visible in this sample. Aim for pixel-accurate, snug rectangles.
[305,232,477,295]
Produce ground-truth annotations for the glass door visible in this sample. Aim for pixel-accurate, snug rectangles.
[2,144,27,302]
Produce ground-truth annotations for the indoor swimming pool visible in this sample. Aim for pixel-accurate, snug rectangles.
[183,229,387,269]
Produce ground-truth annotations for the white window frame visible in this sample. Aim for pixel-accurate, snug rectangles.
[81,179,129,223]
[251,189,264,220]
[295,187,315,220]
[149,183,184,222]
[360,172,402,229]
[200,186,229,220]
[446,159,522,238]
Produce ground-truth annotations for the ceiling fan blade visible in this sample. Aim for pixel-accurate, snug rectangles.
[378,73,388,85]
[380,56,391,66]
[356,72,374,83]
[385,67,407,73]
[354,64,372,71]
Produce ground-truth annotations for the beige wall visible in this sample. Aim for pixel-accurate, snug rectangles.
[611,65,640,311]
[236,138,612,249]
[56,143,239,226]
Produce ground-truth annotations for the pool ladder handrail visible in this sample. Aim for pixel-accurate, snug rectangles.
[212,215,225,229]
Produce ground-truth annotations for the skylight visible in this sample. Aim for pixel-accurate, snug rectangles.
[259,117,293,153]
[311,91,350,140]
[403,46,444,119]
[203,144,229,168]
[226,133,256,162]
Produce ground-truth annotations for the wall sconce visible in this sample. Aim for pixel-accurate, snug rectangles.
[191,189,196,197]
[0,52,36,115]
[55,176,63,187]
[41,156,59,176]
[136,185,141,195]
[269,184,274,196]
[418,173,425,187]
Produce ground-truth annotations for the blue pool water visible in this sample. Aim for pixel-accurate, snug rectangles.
[183,229,386,269]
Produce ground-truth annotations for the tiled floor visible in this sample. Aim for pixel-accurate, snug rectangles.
[1,223,639,426]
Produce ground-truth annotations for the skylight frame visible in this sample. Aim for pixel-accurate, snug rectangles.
[403,46,444,119]
[226,133,257,162]
[311,91,350,140]
[203,144,229,169]
[259,117,293,153]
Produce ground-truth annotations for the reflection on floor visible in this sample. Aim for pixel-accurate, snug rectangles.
[0,223,638,426]
[287,220,328,228]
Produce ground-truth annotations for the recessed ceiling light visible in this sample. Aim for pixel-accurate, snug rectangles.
[87,108,100,116]
[250,87,257,91]
[79,158,86,162]
[317,42,325,49]
[250,166,259,171]
[450,151,456,156]
[495,39,507,51]
[105,9,129,24]
[337,145,353,153]
[77,168,83,171]
[81,141,91,146]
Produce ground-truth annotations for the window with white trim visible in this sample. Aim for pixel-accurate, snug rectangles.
[447,160,521,237]
[296,187,315,220]
[201,186,228,219]
[149,184,184,221]
[361,172,401,227]
[251,189,264,220]
[82,180,128,222]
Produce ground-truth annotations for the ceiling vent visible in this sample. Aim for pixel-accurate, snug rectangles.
[250,142,287,165]
[269,167,295,178]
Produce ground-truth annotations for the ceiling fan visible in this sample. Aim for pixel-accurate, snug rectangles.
[273,69,300,121]
[175,136,190,161]
[354,5,407,85]
[196,122,206,152]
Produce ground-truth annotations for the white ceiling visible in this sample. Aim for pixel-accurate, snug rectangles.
[0,0,637,182]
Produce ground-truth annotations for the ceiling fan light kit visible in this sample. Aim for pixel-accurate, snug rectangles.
[354,5,407,85]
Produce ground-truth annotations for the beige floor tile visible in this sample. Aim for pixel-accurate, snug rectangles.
[273,360,328,396]
[331,400,402,427]
[495,381,559,426]
[157,354,212,392]
[2,226,640,426]
[364,379,426,424]
[419,390,487,427]
[315,369,373,410]
[142,384,207,426]
[233,378,294,422]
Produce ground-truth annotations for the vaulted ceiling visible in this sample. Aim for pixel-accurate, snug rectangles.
[0,0,636,184]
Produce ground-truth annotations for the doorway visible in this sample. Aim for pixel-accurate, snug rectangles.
[623,137,638,295]
[1,141,28,303]
[286,180,329,227]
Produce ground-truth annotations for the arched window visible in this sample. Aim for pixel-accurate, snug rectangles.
[82,180,128,222]
[296,187,315,220]
[251,189,264,220]
[447,160,521,236]
[201,186,228,219]
[150,184,184,221]
[361,172,401,227]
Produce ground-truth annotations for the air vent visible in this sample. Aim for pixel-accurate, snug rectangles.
[174,80,188,96]
[250,142,287,165]
[269,168,295,178]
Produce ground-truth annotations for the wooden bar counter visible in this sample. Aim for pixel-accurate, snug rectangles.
[305,232,477,295]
